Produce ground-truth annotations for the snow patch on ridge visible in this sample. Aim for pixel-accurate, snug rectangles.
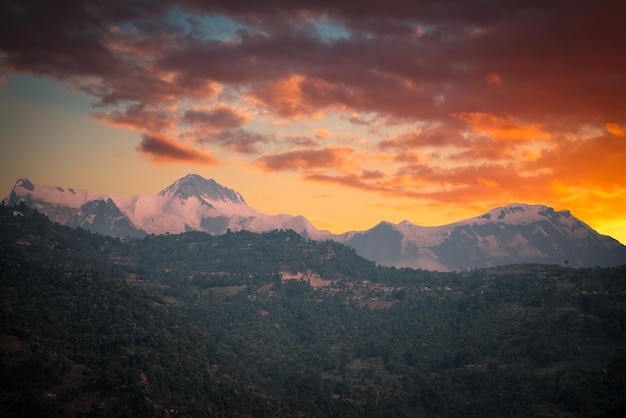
[6,178,113,208]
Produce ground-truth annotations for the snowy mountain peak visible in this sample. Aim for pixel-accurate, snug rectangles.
[159,174,247,205]
[14,177,35,192]
[477,203,560,224]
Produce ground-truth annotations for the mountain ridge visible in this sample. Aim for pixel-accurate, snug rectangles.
[4,174,626,270]
[339,202,626,271]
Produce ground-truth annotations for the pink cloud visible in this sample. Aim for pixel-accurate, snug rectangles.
[197,129,273,154]
[454,112,550,141]
[2,0,622,131]
[284,135,317,147]
[379,125,464,150]
[136,133,219,165]
[314,128,333,139]
[92,104,178,132]
[256,147,354,172]
[181,104,249,130]
[1,1,622,128]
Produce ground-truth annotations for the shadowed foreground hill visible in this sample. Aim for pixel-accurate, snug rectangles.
[0,210,284,416]
[1,205,626,417]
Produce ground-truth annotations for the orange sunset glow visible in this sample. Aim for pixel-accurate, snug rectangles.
[1,0,625,243]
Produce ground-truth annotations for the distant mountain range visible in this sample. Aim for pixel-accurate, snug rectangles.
[4,174,626,270]
[3,175,324,240]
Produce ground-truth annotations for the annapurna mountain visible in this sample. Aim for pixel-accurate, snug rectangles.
[3,175,325,240]
[4,174,626,270]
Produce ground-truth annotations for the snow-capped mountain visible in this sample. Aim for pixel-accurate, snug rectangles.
[3,174,330,240]
[3,178,145,238]
[338,204,626,270]
[4,175,626,270]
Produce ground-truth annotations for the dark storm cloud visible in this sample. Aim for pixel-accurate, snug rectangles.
[3,0,624,125]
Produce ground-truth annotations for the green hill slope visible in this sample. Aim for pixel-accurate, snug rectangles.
[2,205,626,416]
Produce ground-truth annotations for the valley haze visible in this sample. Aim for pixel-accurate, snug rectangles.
[5,174,626,271]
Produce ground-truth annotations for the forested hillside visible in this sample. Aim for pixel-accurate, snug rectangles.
[2,204,626,417]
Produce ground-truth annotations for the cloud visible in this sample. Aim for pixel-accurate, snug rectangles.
[2,0,625,233]
[256,146,355,172]
[2,1,624,127]
[181,104,250,130]
[486,72,502,86]
[314,128,333,139]
[280,121,622,219]
[534,132,626,188]
[153,1,625,126]
[284,135,318,147]
[136,133,219,165]
[344,112,374,127]
[454,112,550,141]
[3,1,623,129]
[379,125,464,150]
[304,172,377,192]
[92,104,178,132]
[606,123,626,137]
[249,75,327,118]
[198,129,273,154]
[361,169,385,180]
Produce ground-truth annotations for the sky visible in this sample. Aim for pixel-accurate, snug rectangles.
[1,0,625,243]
